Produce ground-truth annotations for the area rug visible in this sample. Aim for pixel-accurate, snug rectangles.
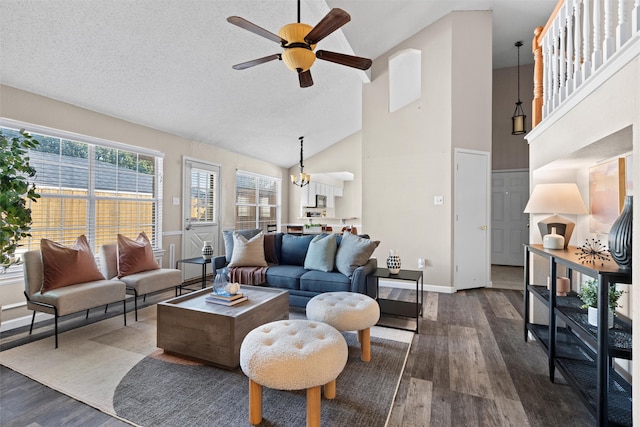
[0,305,412,427]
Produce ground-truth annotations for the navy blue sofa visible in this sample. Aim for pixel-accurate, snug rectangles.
[213,231,377,308]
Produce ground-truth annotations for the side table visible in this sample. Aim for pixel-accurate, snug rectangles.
[175,257,212,294]
[368,268,423,333]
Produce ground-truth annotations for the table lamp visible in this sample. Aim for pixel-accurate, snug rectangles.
[523,183,588,248]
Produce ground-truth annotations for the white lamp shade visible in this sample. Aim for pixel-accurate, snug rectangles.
[524,183,588,214]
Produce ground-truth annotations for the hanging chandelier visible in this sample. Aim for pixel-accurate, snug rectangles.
[512,41,527,135]
[291,136,310,187]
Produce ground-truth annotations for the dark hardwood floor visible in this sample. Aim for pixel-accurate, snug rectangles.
[1,283,595,426]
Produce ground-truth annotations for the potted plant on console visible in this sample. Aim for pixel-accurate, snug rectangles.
[579,279,624,328]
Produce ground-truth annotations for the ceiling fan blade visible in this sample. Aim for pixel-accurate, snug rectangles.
[232,54,281,70]
[316,50,372,70]
[298,69,314,88]
[304,8,350,45]
[227,16,287,44]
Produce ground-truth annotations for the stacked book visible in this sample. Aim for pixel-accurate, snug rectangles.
[205,292,248,306]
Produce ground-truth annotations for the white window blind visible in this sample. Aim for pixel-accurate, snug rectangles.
[0,123,163,258]
[235,171,280,231]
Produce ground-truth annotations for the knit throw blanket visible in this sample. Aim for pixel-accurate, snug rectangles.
[228,266,268,285]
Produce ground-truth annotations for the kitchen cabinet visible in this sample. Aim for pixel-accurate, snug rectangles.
[523,244,632,426]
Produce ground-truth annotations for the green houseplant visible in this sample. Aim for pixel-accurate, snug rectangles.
[578,279,624,327]
[0,129,40,271]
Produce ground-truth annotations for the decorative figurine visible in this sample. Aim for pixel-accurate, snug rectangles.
[575,238,611,264]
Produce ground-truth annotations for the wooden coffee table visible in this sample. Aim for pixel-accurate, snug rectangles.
[157,285,289,368]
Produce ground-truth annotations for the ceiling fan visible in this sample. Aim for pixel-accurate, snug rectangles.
[227,0,372,88]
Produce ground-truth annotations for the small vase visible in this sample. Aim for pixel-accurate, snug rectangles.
[201,241,214,260]
[387,249,401,274]
[608,195,632,270]
[543,227,564,249]
[587,306,614,329]
[213,272,228,295]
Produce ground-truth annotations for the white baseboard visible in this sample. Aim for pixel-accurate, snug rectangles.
[1,311,53,333]
[379,279,456,294]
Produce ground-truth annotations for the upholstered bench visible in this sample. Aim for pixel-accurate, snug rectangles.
[306,291,380,362]
[240,319,348,427]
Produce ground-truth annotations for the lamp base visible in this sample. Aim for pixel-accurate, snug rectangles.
[537,215,575,249]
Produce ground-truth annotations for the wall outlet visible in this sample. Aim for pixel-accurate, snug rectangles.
[434,195,444,205]
[172,197,180,205]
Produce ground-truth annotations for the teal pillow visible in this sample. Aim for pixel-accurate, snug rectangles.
[304,234,337,272]
[335,232,380,277]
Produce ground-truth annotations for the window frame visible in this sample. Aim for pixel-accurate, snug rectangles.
[0,118,164,283]
[235,170,281,231]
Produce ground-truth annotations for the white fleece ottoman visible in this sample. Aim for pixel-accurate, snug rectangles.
[240,319,348,427]
[306,292,380,362]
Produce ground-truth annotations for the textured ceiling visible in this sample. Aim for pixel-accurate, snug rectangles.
[0,0,556,168]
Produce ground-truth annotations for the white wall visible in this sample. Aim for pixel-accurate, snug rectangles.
[362,11,493,287]
[0,84,289,322]
[526,55,639,418]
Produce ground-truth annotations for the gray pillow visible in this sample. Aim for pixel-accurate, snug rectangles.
[304,234,337,272]
[335,232,379,277]
[223,228,262,263]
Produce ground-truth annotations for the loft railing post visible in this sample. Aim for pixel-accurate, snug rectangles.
[603,0,615,59]
[565,0,575,97]
[592,0,603,71]
[558,7,567,103]
[582,0,593,81]
[573,0,583,90]
[617,0,631,47]
[545,33,554,116]
[634,0,640,32]
[532,27,544,128]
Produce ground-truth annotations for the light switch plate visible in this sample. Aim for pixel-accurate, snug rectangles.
[172,197,180,205]
[434,195,444,205]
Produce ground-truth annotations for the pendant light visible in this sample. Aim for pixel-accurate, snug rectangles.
[512,41,527,135]
[291,136,310,187]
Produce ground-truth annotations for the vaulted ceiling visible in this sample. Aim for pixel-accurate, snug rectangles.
[0,0,556,168]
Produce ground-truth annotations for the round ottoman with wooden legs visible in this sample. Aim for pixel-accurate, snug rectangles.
[306,292,380,362]
[240,319,348,427]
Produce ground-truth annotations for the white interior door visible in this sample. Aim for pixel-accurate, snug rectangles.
[454,149,490,291]
[182,157,220,282]
[491,170,529,266]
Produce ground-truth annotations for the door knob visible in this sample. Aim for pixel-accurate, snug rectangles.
[480,225,487,230]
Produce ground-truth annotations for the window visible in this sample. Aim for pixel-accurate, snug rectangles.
[235,171,280,231]
[0,121,163,260]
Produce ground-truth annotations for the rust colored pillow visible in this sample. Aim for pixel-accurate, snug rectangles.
[117,232,160,278]
[40,235,104,292]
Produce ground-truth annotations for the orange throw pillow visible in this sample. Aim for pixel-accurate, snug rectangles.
[40,235,104,292]
[117,232,160,278]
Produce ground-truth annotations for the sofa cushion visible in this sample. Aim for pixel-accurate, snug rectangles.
[40,235,105,292]
[304,234,337,272]
[299,270,351,293]
[117,232,160,278]
[335,232,380,277]
[223,228,262,263]
[228,232,267,267]
[265,265,307,290]
[264,233,279,264]
[280,234,314,266]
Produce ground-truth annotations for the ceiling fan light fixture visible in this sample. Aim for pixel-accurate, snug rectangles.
[279,23,316,72]
[282,47,316,72]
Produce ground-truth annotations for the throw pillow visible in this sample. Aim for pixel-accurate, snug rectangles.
[304,234,337,272]
[222,228,262,263]
[280,234,314,266]
[40,235,104,292]
[117,232,160,278]
[335,232,380,277]
[263,233,279,265]
[228,231,267,267]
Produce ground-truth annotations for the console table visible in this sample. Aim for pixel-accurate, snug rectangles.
[368,268,423,333]
[523,244,632,426]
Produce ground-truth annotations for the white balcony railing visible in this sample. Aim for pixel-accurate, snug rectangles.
[532,0,640,127]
